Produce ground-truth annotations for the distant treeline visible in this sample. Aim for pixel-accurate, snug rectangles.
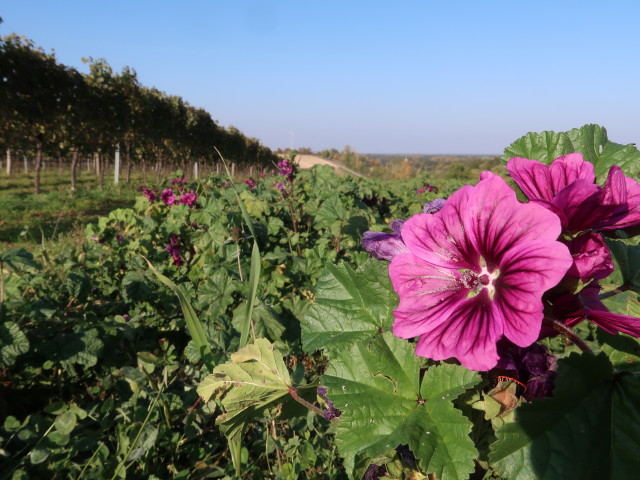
[0,34,279,193]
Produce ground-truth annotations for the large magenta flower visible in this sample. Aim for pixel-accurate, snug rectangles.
[506,153,640,233]
[389,173,572,370]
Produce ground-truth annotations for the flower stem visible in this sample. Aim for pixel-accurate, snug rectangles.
[288,386,333,420]
[598,284,630,300]
[543,317,594,355]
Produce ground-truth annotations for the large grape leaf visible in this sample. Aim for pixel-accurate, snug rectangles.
[323,332,481,480]
[197,338,294,437]
[489,352,640,479]
[502,124,640,182]
[301,259,397,353]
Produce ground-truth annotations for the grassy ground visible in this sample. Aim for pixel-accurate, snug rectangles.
[0,169,143,252]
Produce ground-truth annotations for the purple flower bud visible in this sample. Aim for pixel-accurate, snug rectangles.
[423,198,446,214]
[361,221,410,261]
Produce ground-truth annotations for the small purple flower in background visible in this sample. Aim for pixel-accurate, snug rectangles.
[166,235,184,266]
[171,175,187,184]
[273,181,287,197]
[225,180,231,188]
[389,174,572,370]
[116,234,123,245]
[179,190,199,207]
[244,179,257,190]
[278,158,294,178]
[506,153,640,232]
[317,386,342,420]
[161,189,176,206]
[140,187,156,202]
[496,339,558,400]
[416,188,425,194]
[423,197,446,214]
[361,219,410,261]
[259,173,265,179]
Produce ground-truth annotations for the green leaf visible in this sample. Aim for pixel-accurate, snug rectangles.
[40,328,104,369]
[144,257,211,361]
[29,447,50,465]
[603,236,640,294]
[197,338,293,438]
[239,241,262,348]
[597,329,640,372]
[502,124,640,182]
[0,321,29,367]
[54,412,76,435]
[601,290,640,318]
[232,302,285,342]
[0,247,40,272]
[324,332,481,479]
[315,196,348,228]
[489,352,640,480]
[121,270,152,302]
[301,259,397,353]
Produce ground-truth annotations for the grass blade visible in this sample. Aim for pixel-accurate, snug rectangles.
[143,257,211,358]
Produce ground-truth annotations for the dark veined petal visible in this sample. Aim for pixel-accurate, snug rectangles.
[401,185,478,270]
[413,289,503,371]
[390,253,467,339]
[550,179,603,232]
[547,153,595,193]
[578,283,640,337]
[505,157,555,202]
[463,174,564,270]
[586,310,640,337]
[593,166,640,230]
[495,240,572,347]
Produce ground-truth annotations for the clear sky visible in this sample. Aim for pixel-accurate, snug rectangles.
[3,1,640,154]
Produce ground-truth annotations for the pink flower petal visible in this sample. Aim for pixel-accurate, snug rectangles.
[587,310,640,337]
[594,167,640,229]
[401,186,477,270]
[550,179,601,232]
[506,157,555,202]
[390,254,467,338]
[414,290,503,371]
[548,153,595,193]
[464,174,564,269]
[565,233,614,281]
[496,240,572,346]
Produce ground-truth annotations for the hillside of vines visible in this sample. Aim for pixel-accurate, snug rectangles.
[0,34,279,195]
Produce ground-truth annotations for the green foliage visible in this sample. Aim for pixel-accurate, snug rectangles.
[3,129,640,479]
[301,260,397,353]
[489,352,640,479]
[502,123,640,181]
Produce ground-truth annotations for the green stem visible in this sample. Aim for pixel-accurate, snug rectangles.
[110,387,164,480]
[599,284,630,300]
[287,386,336,421]
[76,442,104,480]
[543,316,594,355]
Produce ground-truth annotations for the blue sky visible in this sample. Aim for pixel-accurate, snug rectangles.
[3,1,640,154]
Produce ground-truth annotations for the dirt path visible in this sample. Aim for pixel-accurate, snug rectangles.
[290,154,368,179]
